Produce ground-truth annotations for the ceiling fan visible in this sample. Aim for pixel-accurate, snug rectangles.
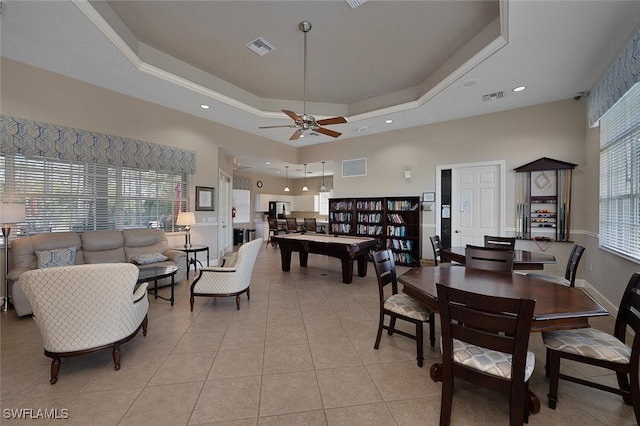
[259,21,347,141]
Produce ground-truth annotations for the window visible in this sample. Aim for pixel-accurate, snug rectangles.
[1,154,188,236]
[319,191,332,216]
[232,189,251,223]
[599,82,640,261]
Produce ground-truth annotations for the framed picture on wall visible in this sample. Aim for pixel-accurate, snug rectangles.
[195,186,215,211]
[422,192,435,202]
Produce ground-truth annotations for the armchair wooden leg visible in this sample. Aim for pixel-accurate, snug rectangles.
[112,344,121,371]
[235,295,241,310]
[246,287,251,301]
[190,296,195,312]
[50,358,61,385]
[142,316,148,336]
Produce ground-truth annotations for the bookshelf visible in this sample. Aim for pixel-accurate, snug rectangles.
[329,196,421,266]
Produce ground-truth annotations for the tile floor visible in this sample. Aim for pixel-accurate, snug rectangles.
[0,245,637,425]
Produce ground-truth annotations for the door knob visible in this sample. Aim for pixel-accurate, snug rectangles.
[454,230,460,233]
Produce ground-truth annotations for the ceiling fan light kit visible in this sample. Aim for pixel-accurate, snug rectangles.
[259,21,347,140]
[320,161,328,192]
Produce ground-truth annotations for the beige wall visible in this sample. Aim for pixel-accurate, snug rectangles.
[3,58,637,310]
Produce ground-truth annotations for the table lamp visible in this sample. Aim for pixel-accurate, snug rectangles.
[176,211,195,248]
[2,203,25,311]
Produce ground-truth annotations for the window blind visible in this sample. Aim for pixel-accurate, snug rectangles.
[1,154,188,237]
[599,82,640,260]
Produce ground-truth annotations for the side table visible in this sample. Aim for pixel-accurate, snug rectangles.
[137,265,178,306]
[172,245,209,279]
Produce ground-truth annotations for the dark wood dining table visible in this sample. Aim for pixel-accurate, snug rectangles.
[443,246,556,270]
[398,265,608,333]
[398,265,608,414]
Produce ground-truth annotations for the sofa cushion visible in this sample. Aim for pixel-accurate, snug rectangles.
[122,229,170,260]
[36,246,77,269]
[12,232,83,270]
[81,230,126,263]
[130,252,169,265]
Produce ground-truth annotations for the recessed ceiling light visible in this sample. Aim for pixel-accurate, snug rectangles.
[265,162,271,165]
[200,104,210,109]
[513,86,526,92]
[275,171,281,174]
[385,119,393,124]
[462,79,480,88]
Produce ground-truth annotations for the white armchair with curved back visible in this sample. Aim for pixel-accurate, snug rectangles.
[190,238,263,311]
[19,263,149,384]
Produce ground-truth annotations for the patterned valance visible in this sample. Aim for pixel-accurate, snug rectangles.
[233,176,253,190]
[588,29,640,127]
[0,115,196,174]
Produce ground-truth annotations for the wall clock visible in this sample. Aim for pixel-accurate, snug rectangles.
[256,180,263,188]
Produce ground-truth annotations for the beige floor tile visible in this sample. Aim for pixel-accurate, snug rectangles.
[324,402,396,426]
[190,376,261,423]
[316,366,383,408]
[148,352,216,386]
[220,327,266,350]
[48,388,142,425]
[263,344,314,374]
[118,382,203,426]
[207,347,264,380]
[257,410,327,425]
[265,323,308,347]
[309,340,363,370]
[172,330,225,354]
[259,371,323,417]
[366,361,439,401]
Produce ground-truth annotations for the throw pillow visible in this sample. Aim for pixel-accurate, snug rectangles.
[36,246,77,269]
[130,252,169,265]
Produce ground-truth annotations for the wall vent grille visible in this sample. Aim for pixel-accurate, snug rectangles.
[482,91,504,102]
[246,37,275,56]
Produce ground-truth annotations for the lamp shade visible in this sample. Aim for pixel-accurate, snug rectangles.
[1,204,25,223]
[176,211,196,226]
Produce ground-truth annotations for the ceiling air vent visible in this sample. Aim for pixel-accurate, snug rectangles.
[345,0,369,9]
[482,91,504,102]
[246,37,275,56]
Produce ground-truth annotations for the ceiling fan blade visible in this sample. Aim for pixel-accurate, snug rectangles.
[259,125,295,129]
[282,110,301,122]
[316,127,342,138]
[316,116,347,126]
[290,129,304,140]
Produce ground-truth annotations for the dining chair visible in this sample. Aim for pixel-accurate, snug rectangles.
[303,217,318,233]
[527,244,584,287]
[285,217,300,233]
[484,235,516,249]
[372,249,435,367]
[465,245,514,272]
[542,273,640,423]
[436,283,536,425]
[266,218,280,248]
[430,235,453,266]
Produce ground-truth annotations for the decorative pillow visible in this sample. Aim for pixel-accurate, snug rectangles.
[36,246,77,269]
[130,253,169,265]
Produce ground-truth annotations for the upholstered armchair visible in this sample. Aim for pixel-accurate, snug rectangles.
[190,238,263,311]
[19,263,149,384]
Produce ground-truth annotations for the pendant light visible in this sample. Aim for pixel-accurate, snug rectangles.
[320,161,327,192]
[284,165,290,192]
[302,163,309,191]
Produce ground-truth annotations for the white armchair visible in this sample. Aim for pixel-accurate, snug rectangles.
[190,238,263,311]
[19,263,149,384]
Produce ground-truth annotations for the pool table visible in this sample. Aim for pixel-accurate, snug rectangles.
[271,233,379,283]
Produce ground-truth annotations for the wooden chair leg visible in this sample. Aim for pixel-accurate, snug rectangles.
[616,371,633,404]
[246,287,251,301]
[440,369,454,426]
[547,350,560,409]
[374,312,385,349]
[235,295,241,310]
[630,371,640,425]
[388,315,397,336]
[142,316,148,336]
[50,358,61,385]
[416,321,424,367]
[428,313,436,346]
[112,343,121,370]
[190,296,195,312]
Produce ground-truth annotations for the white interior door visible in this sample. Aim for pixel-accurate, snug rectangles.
[218,171,232,257]
[451,162,504,246]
